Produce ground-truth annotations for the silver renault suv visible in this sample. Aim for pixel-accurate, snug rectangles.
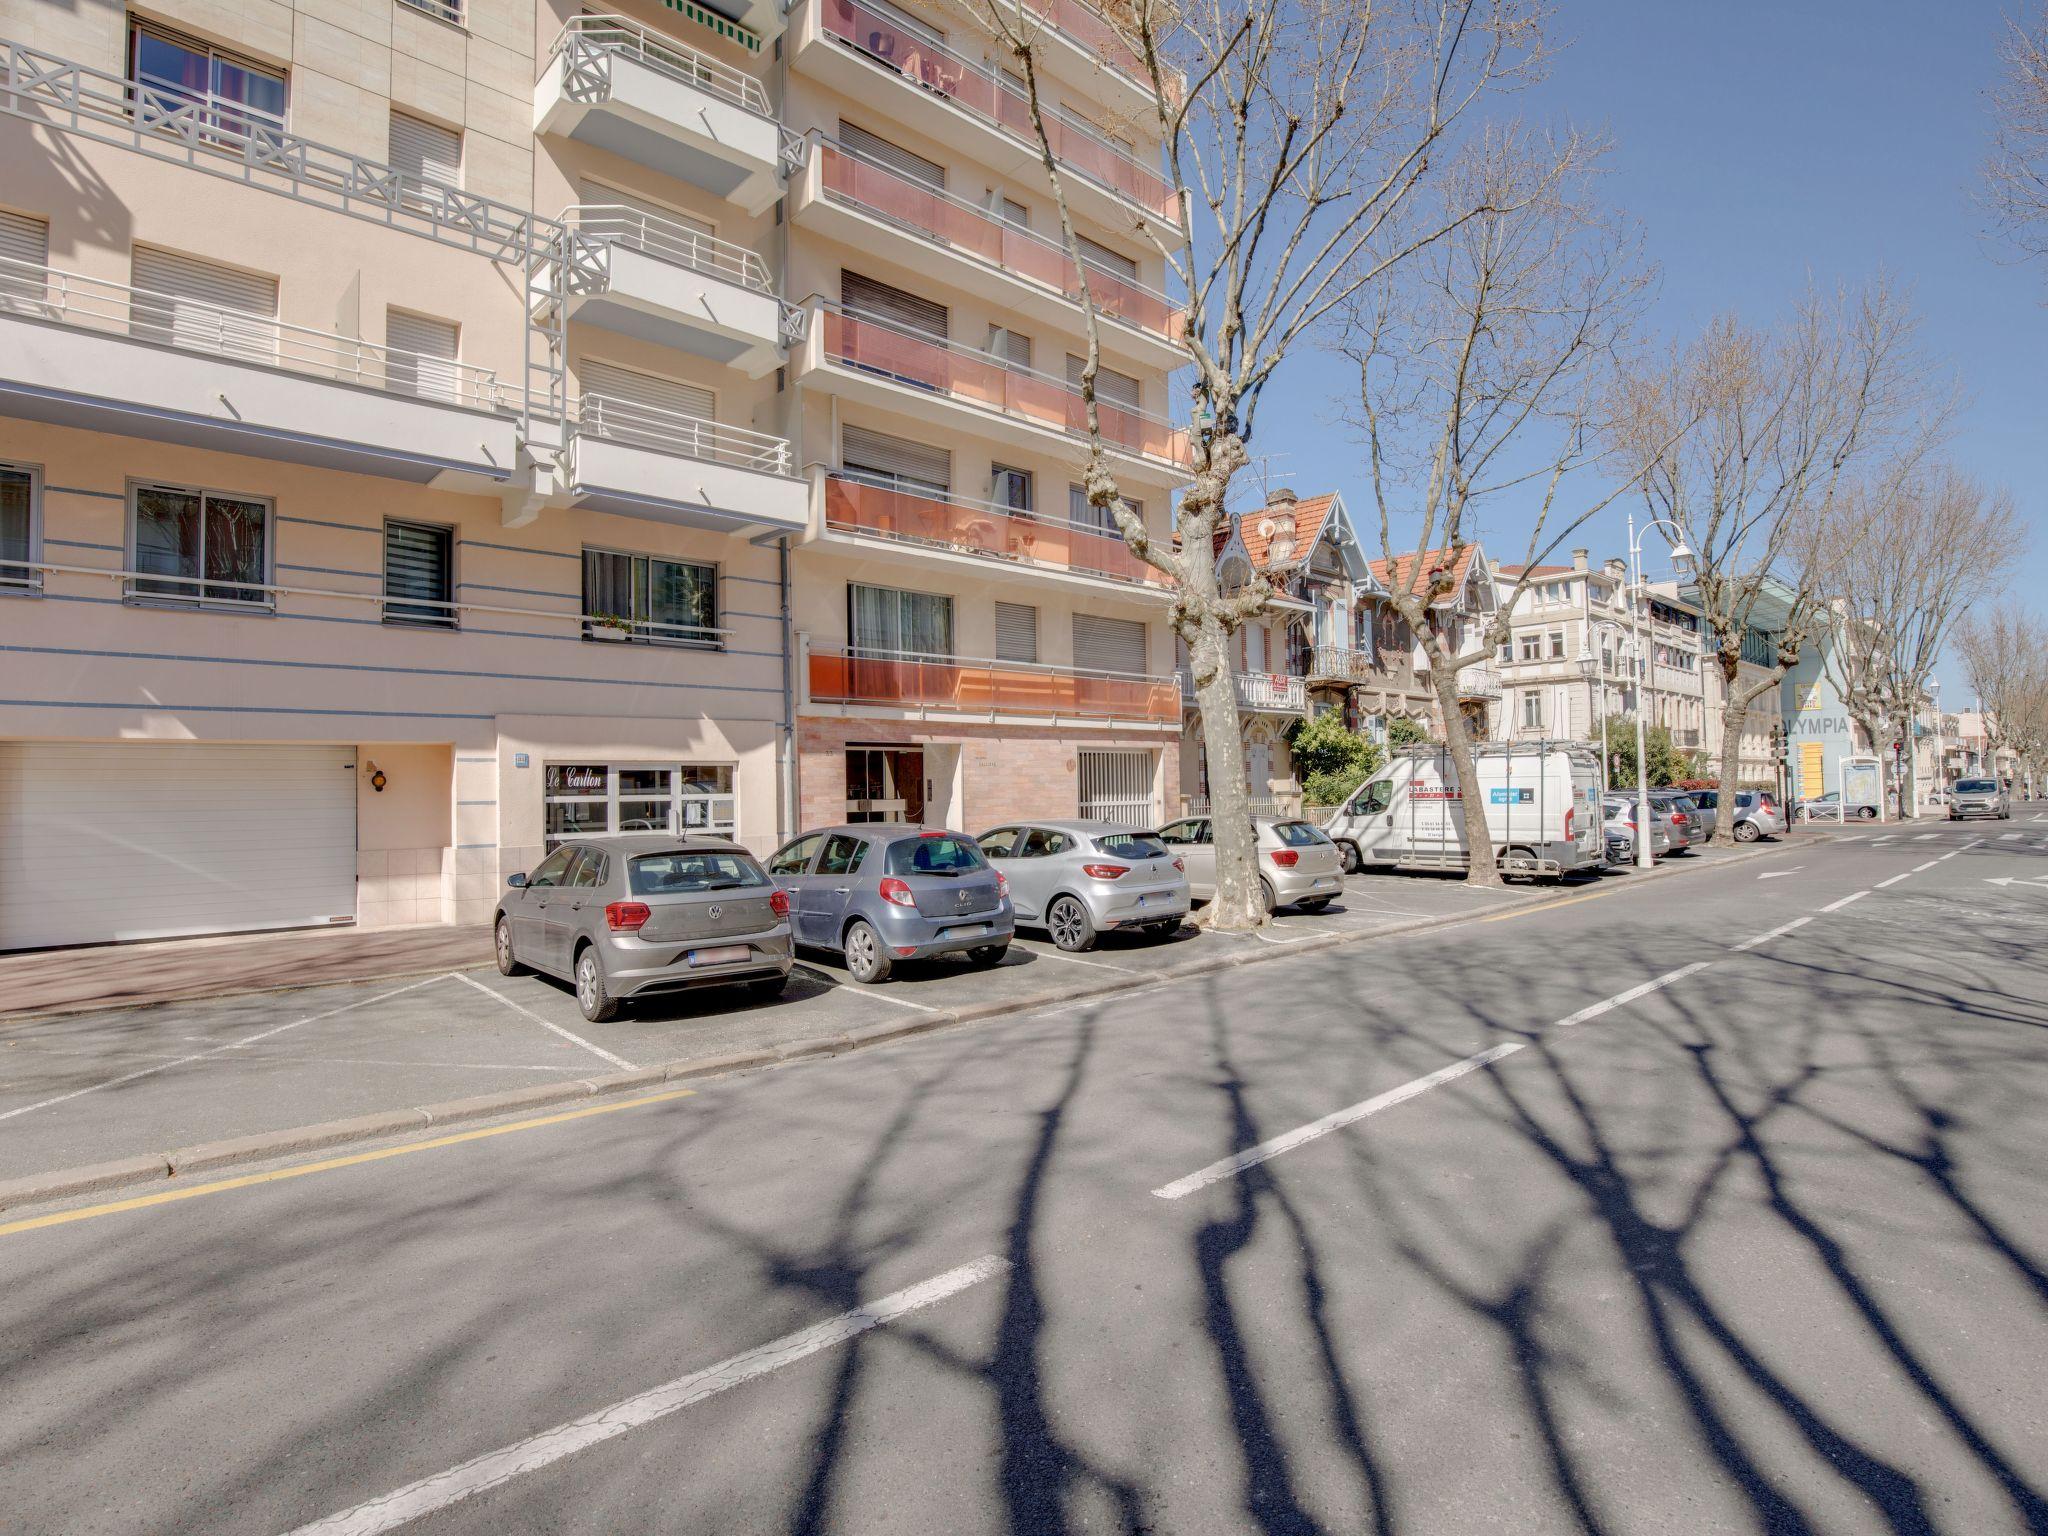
[975,820,1190,950]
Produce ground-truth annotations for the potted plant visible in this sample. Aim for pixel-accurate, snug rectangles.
[590,612,633,642]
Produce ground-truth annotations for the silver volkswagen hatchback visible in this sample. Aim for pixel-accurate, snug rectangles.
[1156,815,1346,912]
[976,820,1190,950]
[495,837,794,1023]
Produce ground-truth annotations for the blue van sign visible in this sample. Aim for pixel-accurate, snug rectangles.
[1489,787,1535,805]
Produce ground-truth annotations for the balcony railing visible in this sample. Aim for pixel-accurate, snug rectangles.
[819,304,1192,468]
[0,255,507,410]
[823,473,1167,588]
[1179,670,1309,715]
[810,645,1180,722]
[550,15,773,117]
[819,0,1176,220]
[816,139,1183,342]
[575,393,794,474]
[1023,0,1147,81]
[561,203,773,293]
[1301,644,1383,684]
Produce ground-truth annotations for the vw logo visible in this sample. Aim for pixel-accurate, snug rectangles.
[707,905,722,919]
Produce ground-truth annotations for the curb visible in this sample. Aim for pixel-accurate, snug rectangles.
[0,838,1799,1214]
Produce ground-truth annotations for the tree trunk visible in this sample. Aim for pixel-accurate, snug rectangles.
[1709,700,1746,848]
[1189,615,1267,930]
[1428,656,1502,886]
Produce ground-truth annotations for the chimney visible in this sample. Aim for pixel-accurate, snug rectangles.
[1571,548,1589,572]
[1603,556,1627,580]
[1259,487,1298,563]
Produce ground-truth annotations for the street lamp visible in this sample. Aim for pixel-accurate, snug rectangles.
[1627,511,1694,869]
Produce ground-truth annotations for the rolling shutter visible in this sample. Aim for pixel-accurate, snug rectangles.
[1073,613,1147,676]
[0,210,48,311]
[579,359,715,422]
[389,110,461,188]
[987,325,1032,369]
[842,271,946,340]
[841,424,950,491]
[1074,232,1137,282]
[385,309,461,401]
[130,246,278,361]
[840,121,944,190]
[384,519,454,627]
[1066,354,1139,410]
[995,601,1038,664]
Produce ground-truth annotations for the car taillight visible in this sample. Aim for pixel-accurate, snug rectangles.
[605,901,650,932]
[879,877,917,907]
[1173,857,1186,873]
[768,888,790,918]
[1081,863,1128,879]
[1673,811,1688,825]
[995,871,1010,899]
[1565,808,1574,839]
[1268,848,1299,867]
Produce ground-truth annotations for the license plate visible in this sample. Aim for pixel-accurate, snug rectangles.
[687,945,750,968]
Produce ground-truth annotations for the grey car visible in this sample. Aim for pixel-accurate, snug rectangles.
[1950,777,2012,820]
[767,825,1013,984]
[1685,788,1783,842]
[1156,815,1346,912]
[495,837,794,1023]
[1652,789,1715,841]
[1602,796,1672,863]
[976,820,1191,951]
[1647,791,1701,852]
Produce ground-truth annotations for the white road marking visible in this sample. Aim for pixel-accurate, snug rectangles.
[791,963,940,1011]
[1875,873,1911,889]
[1913,861,1939,873]
[1937,839,1985,861]
[283,1256,1009,1536]
[1984,877,2048,893]
[2000,832,2025,841]
[1820,891,1869,913]
[1914,833,1940,842]
[0,975,449,1125]
[1553,963,1712,1028]
[1152,1044,1526,1200]
[1757,868,1804,880]
[453,974,635,1070]
[1731,916,1814,952]
[1018,944,1138,973]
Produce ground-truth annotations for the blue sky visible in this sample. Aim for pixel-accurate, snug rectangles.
[1247,0,2044,687]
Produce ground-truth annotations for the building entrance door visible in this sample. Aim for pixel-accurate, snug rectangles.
[846,746,924,823]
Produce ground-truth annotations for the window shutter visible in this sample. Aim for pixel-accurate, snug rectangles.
[841,271,947,340]
[841,425,950,491]
[389,111,461,188]
[987,325,1031,369]
[579,359,715,422]
[839,122,944,190]
[995,601,1038,664]
[1066,354,1139,410]
[0,210,49,311]
[385,309,460,401]
[1072,613,1147,676]
[130,246,278,361]
[384,520,454,626]
[992,193,1029,229]
[1073,232,1137,282]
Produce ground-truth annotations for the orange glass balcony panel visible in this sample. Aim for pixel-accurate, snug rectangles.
[809,648,1179,721]
[823,476,1168,586]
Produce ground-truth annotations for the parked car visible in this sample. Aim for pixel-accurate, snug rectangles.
[766,825,1012,983]
[1688,788,1784,842]
[1949,777,2012,821]
[1652,790,1714,842]
[1323,742,1604,877]
[1797,790,1877,822]
[1602,795,1672,864]
[1156,816,1347,912]
[495,837,794,1023]
[1647,792,1699,853]
[975,820,1190,951]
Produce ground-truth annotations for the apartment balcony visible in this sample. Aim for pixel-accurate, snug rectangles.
[819,472,1170,594]
[789,0,1186,246]
[534,17,792,217]
[556,206,794,378]
[798,304,1193,486]
[1301,645,1384,686]
[0,258,520,483]
[1418,664,1503,701]
[1180,670,1310,716]
[791,139,1184,372]
[808,645,1181,725]
[566,394,806,533]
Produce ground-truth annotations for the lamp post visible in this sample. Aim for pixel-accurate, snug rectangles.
[1626,511,1695,869]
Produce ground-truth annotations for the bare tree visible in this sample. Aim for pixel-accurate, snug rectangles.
[1955,602,2048,790]
[1984,4,2048,275]
[1612,279,1945,847]
[1820,466,2020,817]
[1348,125,1657,886]
[963,0,1548,927]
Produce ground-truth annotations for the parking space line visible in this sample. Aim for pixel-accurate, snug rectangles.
[454,975,635,1071]
[1014,944,1139,973]
[791,963,939,1011]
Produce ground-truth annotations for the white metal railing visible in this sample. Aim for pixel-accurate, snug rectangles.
[575,393,795,475]
[129,69,287,141]
[551,15,773,118]
[0,256,507,410]
[1178,669,1309,714]
[398,0,463,23]
[561,204,773,293]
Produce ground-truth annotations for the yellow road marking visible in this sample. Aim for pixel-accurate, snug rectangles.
[0,1087,697,1240]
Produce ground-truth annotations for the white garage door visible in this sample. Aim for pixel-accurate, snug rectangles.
[0,743,358,951]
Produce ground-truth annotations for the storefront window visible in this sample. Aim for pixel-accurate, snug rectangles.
[543,763,736,847]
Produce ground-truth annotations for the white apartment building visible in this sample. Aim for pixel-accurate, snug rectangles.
[0,0,1184,949]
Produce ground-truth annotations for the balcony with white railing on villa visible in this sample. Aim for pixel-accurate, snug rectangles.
[789,0,1186,245]
[797,302,1194,485]
[534,17,794,217]
[566,392,807,534]
[808,644,1182,726]
[791,137,1185,371]
[0,257,521,483]
[818,472,1171,594]
[1178,669,1310,716]
[556,206,795,378]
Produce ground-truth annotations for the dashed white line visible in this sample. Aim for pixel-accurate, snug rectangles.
[1820,890,1870,913]
[283,1256,1009,1536]
[1731,916,1814,952]
[1875,873,1911,889]
[1913,861,1939,873]
[1552,963,1712,1028]
[454,974,635,1069]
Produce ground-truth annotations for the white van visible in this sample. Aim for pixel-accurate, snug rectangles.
[1324,742,1605,879]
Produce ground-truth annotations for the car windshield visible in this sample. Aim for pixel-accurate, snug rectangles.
[885,835,988,876]
[1095,831,1169,859]
[1271,821,1328,847]
[1956,779,1998,794]
[628,851,768,896]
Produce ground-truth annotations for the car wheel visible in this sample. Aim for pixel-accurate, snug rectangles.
[967,943,1008,968]
[1258,878,1277,914]
[843,919,892,984]
[746,974,789,1000]
[494,916,526,976]
[1296,896,1333,913]
[1857,806,1877,820]
[1338,840,1363,875]
[574,946,619,1023]
[1047,895,1096,952]
[1734,820,1760,843]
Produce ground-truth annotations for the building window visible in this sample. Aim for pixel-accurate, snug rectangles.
[129,21,286,138]
[1548,629,1566,659]
[850,582,953,657]
[385,309,462,401]
[582,548,718,645]
[383,519,455,628]
[389,109,461,190]
[0,461,40,592]
[992,465,1033,514]
[1518,633,1542,662]
[995,600,1038,664]
[128,482,271,609]
[1521,691,1544,729]
[543,763,736,848]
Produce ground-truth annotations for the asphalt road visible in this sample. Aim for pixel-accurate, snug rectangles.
[2,816,2045,1535]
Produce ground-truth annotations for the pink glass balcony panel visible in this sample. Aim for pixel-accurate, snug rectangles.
[824,476,1166,586]
[809,649,1180,721]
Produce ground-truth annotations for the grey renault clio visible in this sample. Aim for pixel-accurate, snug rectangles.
[495,836,794,1022]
